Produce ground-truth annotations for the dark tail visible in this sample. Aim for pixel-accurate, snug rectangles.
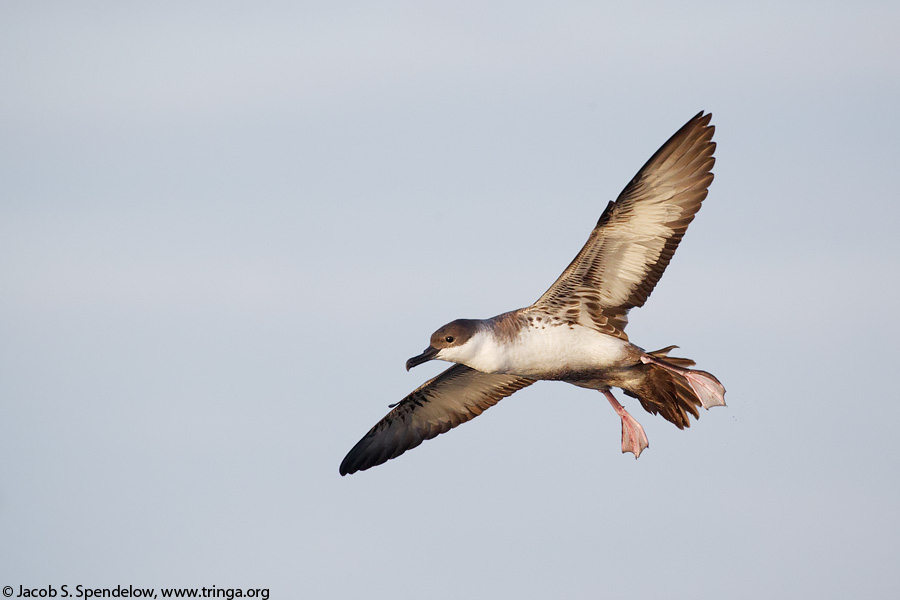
[621,346,724,429]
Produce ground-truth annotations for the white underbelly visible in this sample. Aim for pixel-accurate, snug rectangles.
[478,325,633,377]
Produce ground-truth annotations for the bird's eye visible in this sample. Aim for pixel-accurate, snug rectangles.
[445,336,455,343]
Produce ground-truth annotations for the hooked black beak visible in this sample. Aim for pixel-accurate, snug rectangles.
[406,346,439,371]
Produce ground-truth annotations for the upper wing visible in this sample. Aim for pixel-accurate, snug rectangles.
[531,112,716,340]
[339,364,534,475]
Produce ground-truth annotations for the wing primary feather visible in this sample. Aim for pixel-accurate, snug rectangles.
[339,365,534,475]
[531,112,716,338]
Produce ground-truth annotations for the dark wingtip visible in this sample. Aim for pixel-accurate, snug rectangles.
[339,451,357,476]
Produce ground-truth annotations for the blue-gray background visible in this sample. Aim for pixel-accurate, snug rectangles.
[2,2,898,598]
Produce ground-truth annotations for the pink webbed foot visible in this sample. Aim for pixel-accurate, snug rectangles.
[602,390,649,458]
[683,370,726,409]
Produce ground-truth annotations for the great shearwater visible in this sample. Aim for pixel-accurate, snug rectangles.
[340,111,725,475]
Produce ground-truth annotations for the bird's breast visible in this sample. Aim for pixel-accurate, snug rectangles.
[472,324,637,379]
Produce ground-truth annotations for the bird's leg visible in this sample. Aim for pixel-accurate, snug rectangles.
[602,389,648,459]
[640,354,726,409]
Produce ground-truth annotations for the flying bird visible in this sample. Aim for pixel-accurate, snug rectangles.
[340,112,725,475]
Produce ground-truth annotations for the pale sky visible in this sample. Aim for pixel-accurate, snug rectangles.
[2,2,899,598]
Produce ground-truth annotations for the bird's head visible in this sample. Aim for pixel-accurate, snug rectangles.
[406,319,482,371]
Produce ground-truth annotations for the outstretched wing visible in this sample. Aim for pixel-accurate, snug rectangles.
[340,364,534,475]
[531,112,716,340]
